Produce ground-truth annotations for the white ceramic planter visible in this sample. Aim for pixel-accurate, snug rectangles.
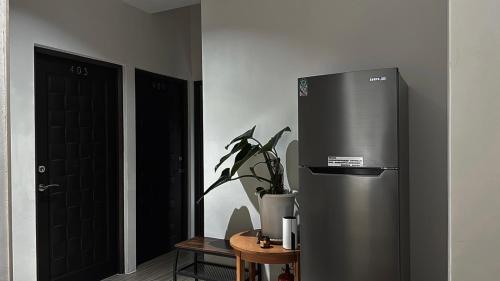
[257,193,296,241]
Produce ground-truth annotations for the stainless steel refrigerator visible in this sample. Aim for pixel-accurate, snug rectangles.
[298,68,409,281]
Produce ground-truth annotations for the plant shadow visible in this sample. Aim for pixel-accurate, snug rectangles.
[285,140,299,192]
[237,153,272,212]
[225,206,254,239]
[236,140,299,214]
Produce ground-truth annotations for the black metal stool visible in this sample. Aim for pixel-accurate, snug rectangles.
[174,237,262,281]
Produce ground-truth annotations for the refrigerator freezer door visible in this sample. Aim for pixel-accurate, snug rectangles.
[298,68,399,168]
[299,167,400,281]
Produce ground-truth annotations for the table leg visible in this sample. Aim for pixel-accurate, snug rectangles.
[236,255,245,281]
[258,264,262,281]
[249,262,256,281]
[194,252,198,281]
[294,259,300,281]
[173,250,179,281]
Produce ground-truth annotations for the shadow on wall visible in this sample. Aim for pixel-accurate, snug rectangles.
[224,140,299,280]
[225,206,254,239]
[406,84,448,281]
[286,140,299,218]
[234,139,300,212]
[286,140,299,192]
[238,153,271,212]
[224,139,300,238]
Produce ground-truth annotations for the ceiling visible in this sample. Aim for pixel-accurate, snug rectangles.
[122,0,200,13]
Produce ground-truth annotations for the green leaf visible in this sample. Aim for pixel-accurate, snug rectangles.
[225,126,256,149]
[259,126,291,153]
[215,140,248,171]
[197,168,231,203]
[231,144,260,176]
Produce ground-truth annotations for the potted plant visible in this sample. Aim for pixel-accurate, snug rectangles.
[198,125,295,241]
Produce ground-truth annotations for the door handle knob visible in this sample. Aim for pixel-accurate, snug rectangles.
[38,184,60,192]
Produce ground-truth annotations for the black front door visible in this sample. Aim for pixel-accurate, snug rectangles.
[135,69,188,264]
[35,48,121,281]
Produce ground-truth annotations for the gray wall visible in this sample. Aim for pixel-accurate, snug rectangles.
[10,0,195,279]
[0,0,11,280]
[190,4,202,82]
[201,0,448,280]
[449,0,500,280]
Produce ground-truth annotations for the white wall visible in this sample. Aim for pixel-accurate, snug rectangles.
[0,0,11,280]
[449,0,500,280]
[10,0,195,279]
[202,0,448,280]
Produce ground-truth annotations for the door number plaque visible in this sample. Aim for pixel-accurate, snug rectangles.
[70,65,89,76]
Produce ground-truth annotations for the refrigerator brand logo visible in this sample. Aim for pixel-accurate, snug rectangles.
[298,78,308,96]
[370,76,387,82]
[328,156,364,167]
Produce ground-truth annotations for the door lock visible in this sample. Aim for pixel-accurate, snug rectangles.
[38,165,46,173]
[38,184,60,192]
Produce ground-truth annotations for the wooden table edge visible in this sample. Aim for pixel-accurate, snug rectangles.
[230,231,301,271]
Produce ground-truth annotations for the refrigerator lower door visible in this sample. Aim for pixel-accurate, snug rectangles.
[299,167,400,281]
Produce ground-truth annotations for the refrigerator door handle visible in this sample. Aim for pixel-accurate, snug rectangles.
[307,167,388,176]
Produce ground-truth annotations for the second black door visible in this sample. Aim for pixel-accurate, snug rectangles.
[135,69,188,264]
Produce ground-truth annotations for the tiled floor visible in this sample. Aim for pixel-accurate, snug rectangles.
[104,251,193,281]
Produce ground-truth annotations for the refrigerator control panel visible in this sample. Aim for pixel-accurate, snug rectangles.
[327,156,364,167]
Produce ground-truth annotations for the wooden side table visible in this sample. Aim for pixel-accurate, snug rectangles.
[230,230,300,281]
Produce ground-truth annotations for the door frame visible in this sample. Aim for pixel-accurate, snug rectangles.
[34,47,125,278]
[193,80,204,236]
[134,68,189,253]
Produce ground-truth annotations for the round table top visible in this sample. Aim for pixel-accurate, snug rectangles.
[230,230,300,261]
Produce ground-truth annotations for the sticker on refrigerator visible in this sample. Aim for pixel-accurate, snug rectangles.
[298,78,308,96]
[328,156,364,167]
